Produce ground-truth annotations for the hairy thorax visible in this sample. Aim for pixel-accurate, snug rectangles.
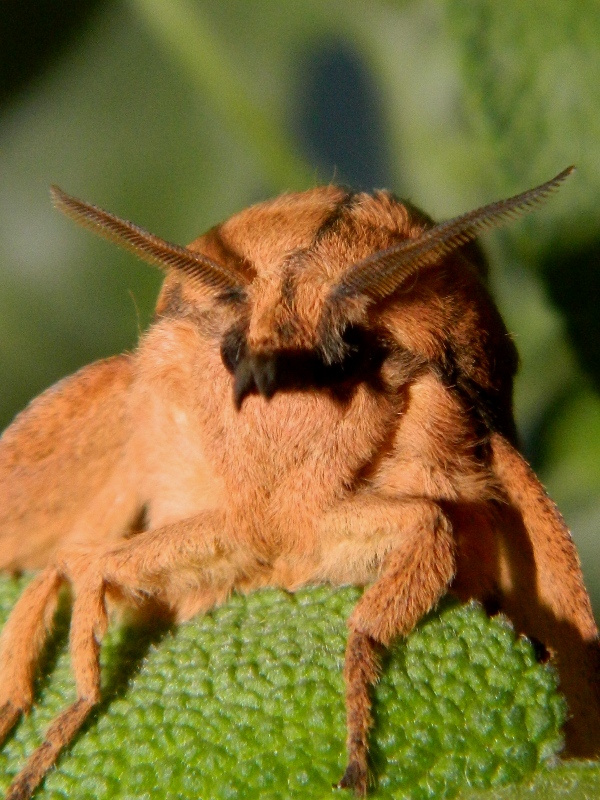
[131,317,401,548]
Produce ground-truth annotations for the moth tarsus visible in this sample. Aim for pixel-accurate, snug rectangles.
[1,167,598,799]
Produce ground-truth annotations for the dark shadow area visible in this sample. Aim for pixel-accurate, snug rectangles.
[541,236,600,394]
[450,489,600,760]
[97,607,174,704]
[3,592,172,751]
[224,326,391,410]
[0,0,107,109]
[293,38,392,191]
[28,590,72,708]
[63,610,174,762]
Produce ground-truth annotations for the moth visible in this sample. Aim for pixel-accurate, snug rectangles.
[0,167,599,799]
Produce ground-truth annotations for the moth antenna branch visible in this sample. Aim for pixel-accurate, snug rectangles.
[331,166,575,302]
[50,186,247,300]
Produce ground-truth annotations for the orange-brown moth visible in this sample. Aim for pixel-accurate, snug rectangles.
[0,167,598,798]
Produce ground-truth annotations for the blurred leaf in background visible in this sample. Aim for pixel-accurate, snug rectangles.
[0,0,598,638]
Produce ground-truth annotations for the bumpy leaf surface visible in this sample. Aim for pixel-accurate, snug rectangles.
[0,577,569,799]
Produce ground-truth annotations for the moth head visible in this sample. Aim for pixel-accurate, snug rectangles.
[50,185,352,407]
[51,167,574,409]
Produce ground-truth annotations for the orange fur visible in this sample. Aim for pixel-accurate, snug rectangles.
[0,172,597,798]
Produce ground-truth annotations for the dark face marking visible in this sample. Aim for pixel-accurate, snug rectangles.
[221,324,390,409]
[155,283,218,331]
[434,342,519,444]
[271,191,358,323]
[220,323,248,375]
[201,226,257,282]
[215,285,248,305]
[280,269,296,306]
[311,190,357,244]
[157,283,248,346]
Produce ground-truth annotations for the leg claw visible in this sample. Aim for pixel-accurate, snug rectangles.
[336,760,367,796]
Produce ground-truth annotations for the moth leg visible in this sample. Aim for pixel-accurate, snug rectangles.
[5,578,106,800]
[0,568,63,744]
[66,511,238,615]
[324,497,455,796]
[3,512,239,799]
[337,631,381,797]
[487,432,600,757]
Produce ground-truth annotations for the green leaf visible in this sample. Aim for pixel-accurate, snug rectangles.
[0,578,571,799]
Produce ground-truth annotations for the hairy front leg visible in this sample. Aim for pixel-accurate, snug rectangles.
[0,511,246,800]
[0,570,63,742]
[318,496,455,796]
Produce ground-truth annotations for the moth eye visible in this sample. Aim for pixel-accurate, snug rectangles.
[220,327,247,374]
[335,324,390,374]
[340,324,364,353]
[339,325,380,360]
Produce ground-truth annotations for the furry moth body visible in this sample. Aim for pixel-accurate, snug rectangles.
[1,167,599,798]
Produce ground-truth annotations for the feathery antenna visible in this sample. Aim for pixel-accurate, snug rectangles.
[330,166,574,302]
[50,186,246,300]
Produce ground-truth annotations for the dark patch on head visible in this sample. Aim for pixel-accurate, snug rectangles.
[229,324,390,409]
[280,269,296,306]
[316,296,358,366]
[275,319,301,345]
[154,283,214,332]
[201,226,257,282]
[434,343,518,444]
[311,190,357,244]
[215,285,248,305]
[156,282,188,319]
[157,281,248,340]
[220,322,249,375]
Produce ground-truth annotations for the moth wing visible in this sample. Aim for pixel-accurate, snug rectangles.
[0,355,138,571]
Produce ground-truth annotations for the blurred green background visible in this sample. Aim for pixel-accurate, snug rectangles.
[1,0,599,607]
